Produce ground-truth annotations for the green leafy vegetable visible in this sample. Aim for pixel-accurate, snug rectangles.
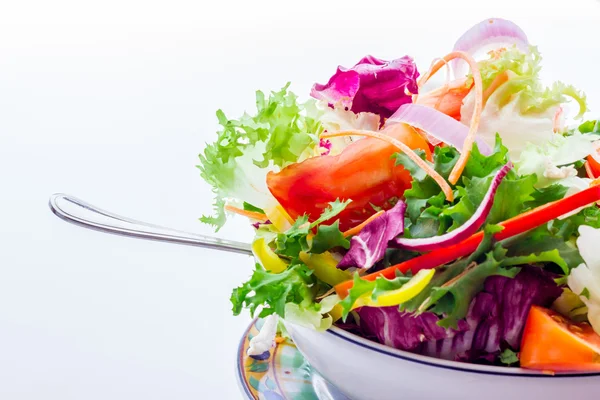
[243,202,265,213]
[310,221,350,254]
[499,227,583,273]
[423,251,518,329]
[309,199,352,228]
[199,198,226,229]
[499,348,519,366]
[397,135,551,237]
[581,287,591,300]
[463,137,509,178]
[371,274,411,301]
[339,271,412,320]
[395,145,460,233]
[476,46,586,118]
[275,215,310,258]
[253,85,323,168]
[198,83,323,230]
[526,184,568,208]
[550,205,600,239]
[231,263,316,318]
[275,199,351,258]
[392,149,428,181]
[578,119,600,134]
[516,131,595,190]
[340,273,376,320]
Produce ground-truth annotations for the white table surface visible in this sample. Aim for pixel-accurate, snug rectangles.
[1,1,600,398]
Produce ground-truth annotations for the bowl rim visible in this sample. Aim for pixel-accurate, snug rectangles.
[325,324,600,378]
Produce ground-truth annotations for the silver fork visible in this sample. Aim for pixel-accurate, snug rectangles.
[48,193,253,256]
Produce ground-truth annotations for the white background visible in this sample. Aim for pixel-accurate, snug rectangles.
[1,1,600,399]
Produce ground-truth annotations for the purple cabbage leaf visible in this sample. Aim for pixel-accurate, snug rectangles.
[355,266,562,363]
[311,55,419,119]
[337,200,406,270]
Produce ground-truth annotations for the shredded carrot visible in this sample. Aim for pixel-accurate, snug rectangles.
[224,204,268,221]
[418,51,483,185]
[413,57,453,111]
[321,128,454,201]
[482,71,509,107]
[342,210,385,237]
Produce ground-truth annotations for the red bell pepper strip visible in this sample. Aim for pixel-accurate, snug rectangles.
[335,184,600,298]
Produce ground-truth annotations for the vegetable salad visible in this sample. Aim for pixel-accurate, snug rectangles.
[198,18,600,371]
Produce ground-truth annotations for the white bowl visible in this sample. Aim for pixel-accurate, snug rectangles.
[285,322,600,400]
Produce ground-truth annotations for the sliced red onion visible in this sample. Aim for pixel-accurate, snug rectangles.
[391,163,512,251]
[452,18,529,78]
[386,104,492,155]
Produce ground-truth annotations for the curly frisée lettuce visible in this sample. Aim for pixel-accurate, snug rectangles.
[460,46,587,160]
[197,83,324,230]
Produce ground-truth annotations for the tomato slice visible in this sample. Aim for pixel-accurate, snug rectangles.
[520,305,600,372]
[266,123,431,231]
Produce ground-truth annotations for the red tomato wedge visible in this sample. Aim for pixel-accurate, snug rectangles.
[520,306,600,372]
[266,124,431,231]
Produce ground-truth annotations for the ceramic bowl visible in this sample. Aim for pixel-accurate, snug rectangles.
[285,322,600,400]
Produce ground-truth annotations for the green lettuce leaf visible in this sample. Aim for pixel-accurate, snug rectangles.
[371,274,411,301]
[397,135,551,237]
[243,202,265,213]
[275,199,351,258]
[499,227,583,273]
[309,199,352,228]
[340,273,376,320]
[461,46,587,161]
[476,46,586,118]
[516,131,595,189]
[423,252,518,329]
[198,83,323,230]
[578,119,600,134]
[339,271,412,320]
[550,204,600,239]
[499,348,519,365]
[275,215,311,258]
[418,226,519,329]
[231,262,316,318]
[310,221,350,254]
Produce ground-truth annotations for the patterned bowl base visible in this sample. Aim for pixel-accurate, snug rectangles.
[236,319,349,400]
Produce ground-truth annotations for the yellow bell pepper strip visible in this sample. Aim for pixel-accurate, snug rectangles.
[346,269,435,311]
[372,269,435,307]
[299,251,351,286]
[252,237,288,273]
[328,303,344,322]
[264,204,294,232]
